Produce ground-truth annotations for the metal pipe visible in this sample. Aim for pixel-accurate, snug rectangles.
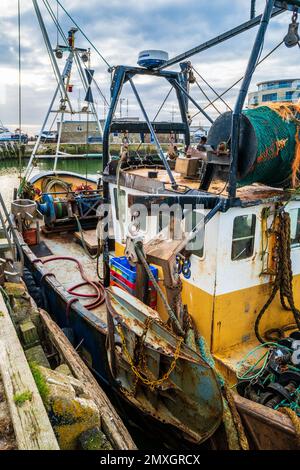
[32,0,72,112]
[0,194,24,273]
[228,0,275,198]
[102,67,125,170]
[251,0,256,19]
[24,50,75,180]
[54,109,65,171]
[23,86,59,180]
[129,78,178,189]
[186,199,226,246]
[170,79,214,124]
[158,7,283,70]
[74,51,103,137]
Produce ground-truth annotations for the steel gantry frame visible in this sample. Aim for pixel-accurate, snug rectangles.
[155,1,300,198]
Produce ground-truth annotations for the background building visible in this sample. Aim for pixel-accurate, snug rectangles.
[58,118,199,144]
[248,79,300,107]
[58,120,102,143]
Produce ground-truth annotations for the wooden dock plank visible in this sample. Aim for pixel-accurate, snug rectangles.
[39,309,137,450]
[0,295,59,450]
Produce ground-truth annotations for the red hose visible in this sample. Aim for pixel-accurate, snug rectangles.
[39,256,105,310]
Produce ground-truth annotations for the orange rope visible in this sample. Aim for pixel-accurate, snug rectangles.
[257,139,287,163]
[292,126,300,187]
[266,103,300,187]
[267,102,300,121]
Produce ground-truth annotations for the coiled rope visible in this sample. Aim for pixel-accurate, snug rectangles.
[280,407,300,449]
[255,209,300,343]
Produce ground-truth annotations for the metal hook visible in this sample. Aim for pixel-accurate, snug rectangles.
[284,10,300,48]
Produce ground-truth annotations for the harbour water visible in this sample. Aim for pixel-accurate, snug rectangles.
[0,157,102,206]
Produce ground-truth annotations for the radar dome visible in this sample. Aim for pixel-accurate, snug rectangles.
[138,50,169,69]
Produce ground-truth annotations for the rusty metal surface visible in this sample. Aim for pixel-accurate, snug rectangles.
[233,393,298,450]
[106,286,223,444]
[107,166,297,209]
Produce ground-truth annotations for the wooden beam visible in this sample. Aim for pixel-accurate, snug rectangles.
[75,229,99,252]
[39,309,137,450]
[0,295,59,450]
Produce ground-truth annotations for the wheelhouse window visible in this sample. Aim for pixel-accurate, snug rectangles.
[231,215,256,261]
[289,208,300,246]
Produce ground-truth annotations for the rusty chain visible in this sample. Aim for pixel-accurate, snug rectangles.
[117,321,184,391]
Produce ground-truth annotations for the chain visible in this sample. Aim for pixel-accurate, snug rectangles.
[117,321,184,391]
[291,8,300,49]
[292,8,298,25]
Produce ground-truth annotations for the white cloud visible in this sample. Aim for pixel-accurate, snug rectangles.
[1,1,300,133]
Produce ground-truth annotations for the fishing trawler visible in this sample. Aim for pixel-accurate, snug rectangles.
[11,0,300,449]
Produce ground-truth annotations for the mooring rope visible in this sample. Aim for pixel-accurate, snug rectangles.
[255,210,300,343]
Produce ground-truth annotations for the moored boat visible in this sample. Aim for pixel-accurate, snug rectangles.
[11,0,300,450]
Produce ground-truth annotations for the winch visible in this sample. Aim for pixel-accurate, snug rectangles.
[237,333,300,416]
[38,191,102,230]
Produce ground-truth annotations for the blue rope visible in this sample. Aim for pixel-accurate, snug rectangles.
[198,337,225,387]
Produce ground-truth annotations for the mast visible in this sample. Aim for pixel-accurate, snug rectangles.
[25,1,103,180]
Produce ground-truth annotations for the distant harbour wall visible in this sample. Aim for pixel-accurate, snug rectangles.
[0,142,176,159]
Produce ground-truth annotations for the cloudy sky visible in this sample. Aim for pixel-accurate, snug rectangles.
[0,0,299,135]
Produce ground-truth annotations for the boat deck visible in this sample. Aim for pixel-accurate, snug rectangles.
[39,232,107,324]
[125,167,201,190]
[124,167,287,202]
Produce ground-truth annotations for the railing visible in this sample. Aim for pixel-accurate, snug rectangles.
[0,193,24,276]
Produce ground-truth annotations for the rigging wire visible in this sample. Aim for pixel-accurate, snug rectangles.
[17,0,22,178]
[44,0,109,109]
[43,0,68,43]
[34,2,67,104]
[192,66,231,111]
[153,87,173,122]
[83,66,110,107]
[55,0,111,69]
[42,0,105,151]
[193,79,222,115]
[191,40,284,120]
[56,0,59,46]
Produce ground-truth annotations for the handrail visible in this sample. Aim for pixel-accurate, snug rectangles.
[0,193,24,275]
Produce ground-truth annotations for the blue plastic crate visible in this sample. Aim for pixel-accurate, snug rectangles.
[110,256,158,283]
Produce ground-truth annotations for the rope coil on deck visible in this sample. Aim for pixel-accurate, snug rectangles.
[36,256,105,312]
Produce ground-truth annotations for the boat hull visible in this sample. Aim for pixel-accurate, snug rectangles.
[19,235,223,446]
[17,223,300,449]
